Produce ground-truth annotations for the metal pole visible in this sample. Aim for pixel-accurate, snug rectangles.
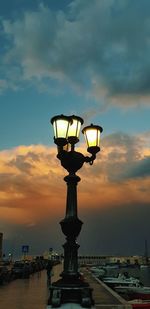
[60,173,82,279]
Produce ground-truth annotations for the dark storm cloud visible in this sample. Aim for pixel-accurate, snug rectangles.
[122,156,150,180]
[1,0,150,104]
[2,217,64,257]
[102,133,150,180]
[92,132,144,182]
[79,201,150,255]
[3,201,150,257]
[102,132,141,158]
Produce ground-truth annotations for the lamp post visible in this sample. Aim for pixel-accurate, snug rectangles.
[49,115,103,308]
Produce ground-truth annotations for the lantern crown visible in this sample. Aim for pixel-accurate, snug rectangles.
[51,115,103,158]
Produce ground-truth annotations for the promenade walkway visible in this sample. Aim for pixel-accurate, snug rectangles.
[0,264,131,309]
[0,270,48,309]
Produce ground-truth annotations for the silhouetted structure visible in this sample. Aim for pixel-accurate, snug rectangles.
[144,239,149,264]
[48,115,103,307]
[0,232,3,261]
[46,260,53,286]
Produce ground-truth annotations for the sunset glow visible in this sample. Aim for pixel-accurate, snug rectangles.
[0,0,150,256]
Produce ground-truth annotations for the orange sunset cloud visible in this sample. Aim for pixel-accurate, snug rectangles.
[0,132,150,229]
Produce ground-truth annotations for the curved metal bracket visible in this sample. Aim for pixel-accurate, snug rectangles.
[84,153,96,165]
[57,149,97,173]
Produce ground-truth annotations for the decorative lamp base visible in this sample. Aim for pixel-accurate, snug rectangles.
[48,279,94,308]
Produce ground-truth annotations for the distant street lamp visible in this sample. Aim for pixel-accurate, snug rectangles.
[49,115,103,307]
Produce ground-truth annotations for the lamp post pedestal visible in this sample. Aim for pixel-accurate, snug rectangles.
[48,173,94,308]
[48,284,93,308]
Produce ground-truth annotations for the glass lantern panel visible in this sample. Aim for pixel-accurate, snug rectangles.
[54,119,69,138]
[68,119,81,138]
[86,128,100,147]
[97,130,100,146]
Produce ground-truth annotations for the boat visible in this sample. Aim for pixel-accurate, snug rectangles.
[140,264,150,269]
[103,264,120,269]
[102,272,140,288]
[90,266,106,277]
[128,299,150,308]
[115,282,150,300]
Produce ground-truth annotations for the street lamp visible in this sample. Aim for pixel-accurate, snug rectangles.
[49,115,103,307]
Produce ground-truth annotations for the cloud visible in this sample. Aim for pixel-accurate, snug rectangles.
[0,132,150,255]
[0,135,150,210]
[82,132,146,183]
[1,0,150,106]
[0,145,66,222]
[79,202,150,255]
[122,156,150,179]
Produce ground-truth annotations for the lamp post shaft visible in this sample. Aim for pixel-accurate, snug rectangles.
[60,173,82,279]
[65,174,80,218]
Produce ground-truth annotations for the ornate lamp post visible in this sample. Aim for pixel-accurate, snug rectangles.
[49,115,103,307]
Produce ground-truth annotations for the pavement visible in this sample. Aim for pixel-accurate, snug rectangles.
[0,264,131,309]
[80,267,131,308]
[47,265,131,308]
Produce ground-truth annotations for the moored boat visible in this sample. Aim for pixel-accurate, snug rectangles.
[128,299,150,308]
[115,283,150,301]
[90,266,106,277]
[140,264,150,269]
[102,272,140,288]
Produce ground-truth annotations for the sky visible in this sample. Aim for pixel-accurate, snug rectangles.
[0,0,150,258]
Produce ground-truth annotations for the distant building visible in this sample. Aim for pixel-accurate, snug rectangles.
[0,232,3,261]
[78,255,145,266]
[43,249,60,261]
[78,255,109,265]
[108,255,143,265]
